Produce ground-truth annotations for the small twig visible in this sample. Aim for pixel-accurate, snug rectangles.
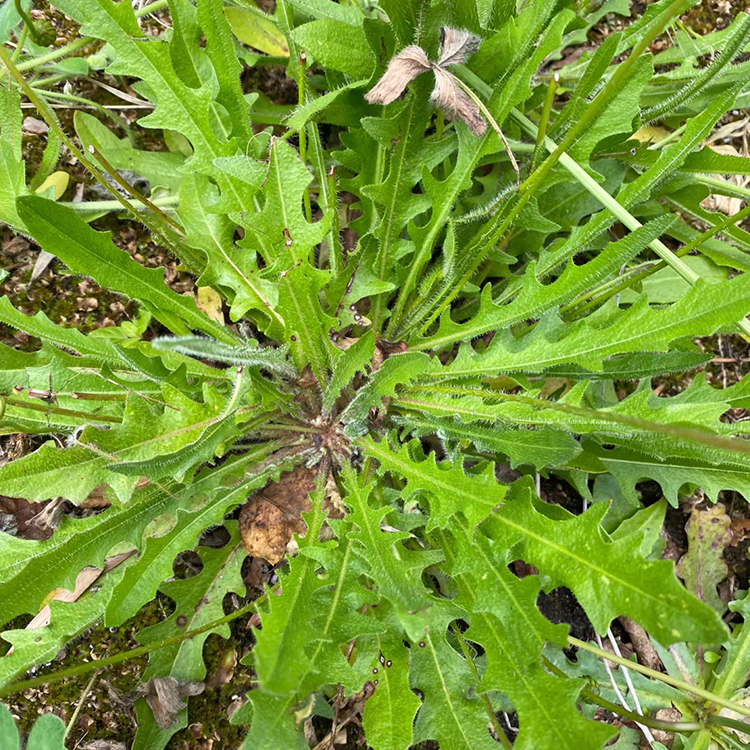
[620,617,664,672]
[0,597,267,698]
[65,670,100,738]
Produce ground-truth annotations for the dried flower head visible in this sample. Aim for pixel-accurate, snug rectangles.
[365,27,486,136]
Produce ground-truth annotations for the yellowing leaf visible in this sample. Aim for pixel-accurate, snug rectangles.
[197,286,225,325]
[225,7,289,57]
[631,124,671,143]
[34,170,69,200]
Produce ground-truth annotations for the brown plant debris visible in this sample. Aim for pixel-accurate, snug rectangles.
[135,677,205,730]
[365,27,486,136]
[675,503,732,616]
[239,466,317,564]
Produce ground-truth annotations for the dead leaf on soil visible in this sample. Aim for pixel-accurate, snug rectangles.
[239,467,316,564]
[676,503,732,616]
[2,550,135,656]
[730,517,750,543]
[701,144,748,218]
[239,466,346,564]
[136,676,204,730]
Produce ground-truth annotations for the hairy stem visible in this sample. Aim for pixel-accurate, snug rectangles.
[0,597,267,698]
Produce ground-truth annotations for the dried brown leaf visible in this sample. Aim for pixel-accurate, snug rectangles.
[364,28,486,136]
[239,467,316,564]
[10,550,135,650]
[437,27,481,67]
[431,68,486,136]
[365,46,430,106]
[136,677,204,730]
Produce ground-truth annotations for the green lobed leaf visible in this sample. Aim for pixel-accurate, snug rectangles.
[362,89,455,329]
[438,520,616,750]
[482,479,727,645]
[360,436,506,530]
[404,376,750,456]
[285,80,370,130]
[361,621,421,750]
[55,0,259,212]
[392,124,493,330]
[544,351,711,380]
[0,297,168,381]
[197,0,255,151]
[578,442,750,506]
[408,600,497,750]
[342,469,441,641]
[549,32,620,137]
[471,0,556,84]
[424,274,750,375]
[0,441,135,504]
[569,55,652,165]
[0,451,264,627]
[285,0,362,25]
[176,172,284,329]
[0,557,131,691]
[641,12,750,122]
[240,488,383,747]
[410,215,676,349]
[278,262,339,385]
[106,447,292,625]
[289,19,373,78]
[322,331,375,415]
[238,139,329,270]
[342,351,433,431]
[397,412,581,469]
[87,379,253,487]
